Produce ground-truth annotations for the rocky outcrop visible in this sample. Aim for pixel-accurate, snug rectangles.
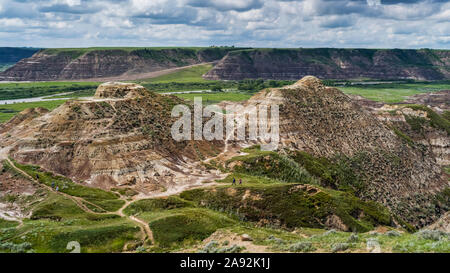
[0,47,239,81]
[204,48,450,80]
[248,76,448,227]
[93,82,148,99]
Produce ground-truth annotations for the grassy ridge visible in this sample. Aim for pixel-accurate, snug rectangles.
[9,160,124,212]
[0,218,19,229]
[0,100,66,123]
[225,149,317,184]
[0,191,138,253]
[226,225,449,253]
[124,197,236,249]
[180,184,392,232]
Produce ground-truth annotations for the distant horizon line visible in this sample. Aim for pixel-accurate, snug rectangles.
[1,46,449,50]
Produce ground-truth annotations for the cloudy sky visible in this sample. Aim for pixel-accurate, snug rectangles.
[0,0,449,49]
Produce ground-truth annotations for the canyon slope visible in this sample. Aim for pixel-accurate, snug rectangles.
[204,48,450,81]
[0,47,240,81]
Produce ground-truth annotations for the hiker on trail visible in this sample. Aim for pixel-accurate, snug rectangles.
[55,186,59,192]
[51,182,55,188]
[232,178,236,185]
[239,178,242,185]
[36,174,39,180]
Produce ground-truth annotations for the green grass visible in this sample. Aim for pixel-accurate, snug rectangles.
[0,218,19,229]
[0,189,138,253]
[0,100,66,123]
[339,82,450,103]
[218,173,286,186]
[148,208,236,248]
[443,111,450,122]
[226,225,449,253]
[391,126,415,146]
[140,81,236,93]
[1,217,138,253]
[10,160,124,212]
[175,91,253,104]
[0,165,138,253]
[0,81,99,100]
[140,64,214,83]
[225,149,317,184]
[43,89,95,99]
[1,162,445,253]
[289,151,367,194]
[180,183,392,232]
[123,196,236,249]
[123,196,194,216]
[48,223,138,253]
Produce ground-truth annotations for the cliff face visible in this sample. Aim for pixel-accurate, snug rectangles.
[204,48,450,80]
[248,77,448,227]
[0,47,237,81]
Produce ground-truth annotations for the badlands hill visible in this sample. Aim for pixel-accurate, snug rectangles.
[0,78,448,230]
[0,82,223,194]
[0,47,241,81]
[204,48,450,81]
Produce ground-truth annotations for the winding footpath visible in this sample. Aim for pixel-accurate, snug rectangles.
[4,157,154,247]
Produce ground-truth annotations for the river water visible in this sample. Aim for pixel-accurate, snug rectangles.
[0,92,73,105]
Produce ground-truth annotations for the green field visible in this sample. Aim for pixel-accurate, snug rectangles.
[0,100,66,123]
[339,82,450,103]
[174,91,253,104]
[0,81,99,100]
